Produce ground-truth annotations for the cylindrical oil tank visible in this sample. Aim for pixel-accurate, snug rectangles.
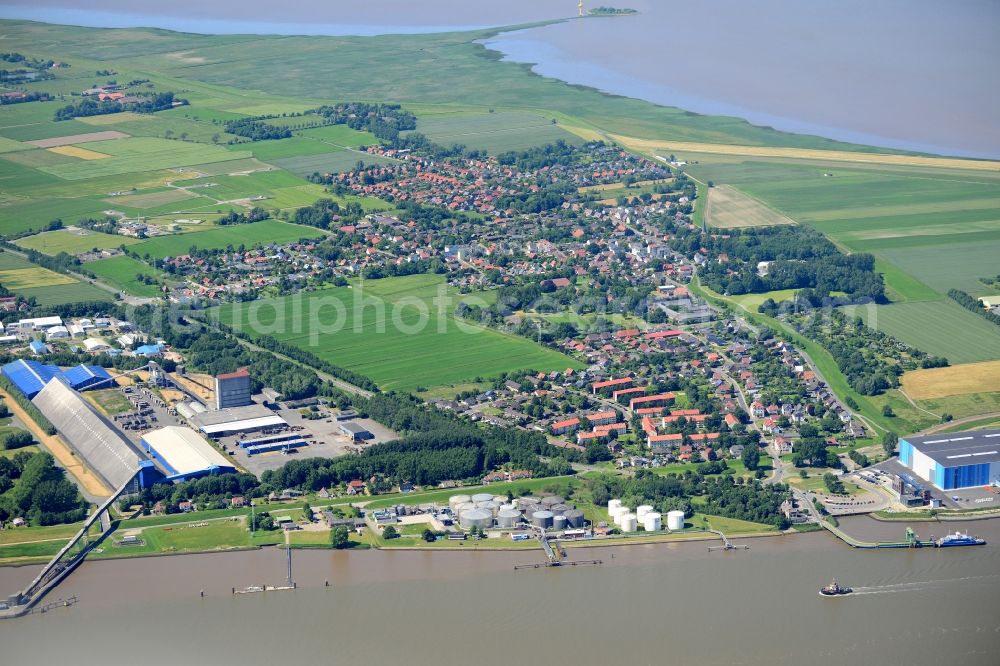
[636,505,654,522]
[563,509,585,528]
[531,510,554,529]
[471,493,493,504]
[482,501,501,516]
[449,494,472,511]
[460,508,492,530]
[497,508,520,529]
[643,512,662,532]
[553,515,568,531]
[499,503,516,513]
[612,506,630,525]
[608,499,622,514]
[549,504,570,517]
[667,510,685,531]
[493,495,507,504]
[541,495,564,507]
[620,513,638,533]
[455,502,475,517]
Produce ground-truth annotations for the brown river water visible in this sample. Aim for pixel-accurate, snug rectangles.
[0,517,997,665]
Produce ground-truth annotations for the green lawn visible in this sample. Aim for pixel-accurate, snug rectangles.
[131,219,325,259]
[85,389,134,416]
[87,255,166,297]
[211,273,584,392]
[15,229,140,255]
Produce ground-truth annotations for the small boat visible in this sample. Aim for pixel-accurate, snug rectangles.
[935,532,986,547]
[819,579,852,596]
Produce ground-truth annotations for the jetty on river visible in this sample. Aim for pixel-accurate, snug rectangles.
[822,522,937,548]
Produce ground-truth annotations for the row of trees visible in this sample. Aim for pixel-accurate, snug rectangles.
[223,118,293,141]
[54,92,183,121]
[949,289,1000,326]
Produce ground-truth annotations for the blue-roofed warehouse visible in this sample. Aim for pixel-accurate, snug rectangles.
[60,364,113,392]
[2,359,116,398]
[2,359,61,398]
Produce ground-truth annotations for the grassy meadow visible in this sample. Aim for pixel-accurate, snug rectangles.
[212,273,584,392]
[130,219,325,259]
[86,255,166,297]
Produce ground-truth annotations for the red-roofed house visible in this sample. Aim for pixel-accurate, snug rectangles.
[551,417,581,435]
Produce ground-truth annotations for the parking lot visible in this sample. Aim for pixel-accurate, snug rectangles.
[219,402,397,477]
[869,458,1000,510]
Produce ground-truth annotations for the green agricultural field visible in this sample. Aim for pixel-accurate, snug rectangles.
[844,300,1000,364]
[0,196,111,236]
[15,228,140,255]
[405,111,583,154]
[272,151,397,177]
[294,124,377,148]
[16,281,114,305]
[212,273,584,392]
[879,242,1000,296]
[131,219,325,259]
[38,137,253,180]
[87,255,166,297]
[235,137,337,162]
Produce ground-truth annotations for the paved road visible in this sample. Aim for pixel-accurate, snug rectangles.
[916,411,1000,435]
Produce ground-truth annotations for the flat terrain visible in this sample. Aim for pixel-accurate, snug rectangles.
[0,250,113,304]
[27,131,130,148]
[86,255,165,297]
[404,111,582,154]
[213,273,583,392]
[843,300,1000,364]
[901,361,1000,400]
[15,228,140,255]
[131,219,325,259]
[704,184,796,228]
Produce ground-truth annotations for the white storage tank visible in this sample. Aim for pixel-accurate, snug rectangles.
[493,495,507,504]
[636,505,654,522]
[481,501,501,516]
[471,493,494,504]
[620,513,638,533]
[449,494,472,512]
[667,510,685,531]
[497,508,521,529]
[455,502,475,517]
[553,515,568,531]
[531,510,554,529]
[608,499,622,514]
[612,506,630,525]
[460,508,493,530]
[643,512,662,532]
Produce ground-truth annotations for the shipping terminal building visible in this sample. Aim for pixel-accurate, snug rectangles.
[899,430,1000,491]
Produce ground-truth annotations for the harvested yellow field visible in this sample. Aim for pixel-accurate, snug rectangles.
[559,124,606,143]
[902,360,1000,400]
[611,134,1000,172]
[705,184,796,228]
[0,267,77,289]
[48,145,110,160]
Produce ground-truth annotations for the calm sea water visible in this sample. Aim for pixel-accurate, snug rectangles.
[1,0,997,157]
[0,518,997,665]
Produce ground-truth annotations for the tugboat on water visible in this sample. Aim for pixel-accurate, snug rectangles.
[936,532,986,547]
[819,579,852,597]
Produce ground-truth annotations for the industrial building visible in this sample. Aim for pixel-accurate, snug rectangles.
[191,403,287,437]
[31,377,156,490]
[215,367,252,410]
[2,359,113,398]
[339,421,374,442]
[140,426,236,482]
[899,430,1000,491]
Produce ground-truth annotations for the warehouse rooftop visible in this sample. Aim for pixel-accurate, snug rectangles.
[903,430,1000,466]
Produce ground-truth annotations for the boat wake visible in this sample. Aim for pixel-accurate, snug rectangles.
[850,573,1000,595]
